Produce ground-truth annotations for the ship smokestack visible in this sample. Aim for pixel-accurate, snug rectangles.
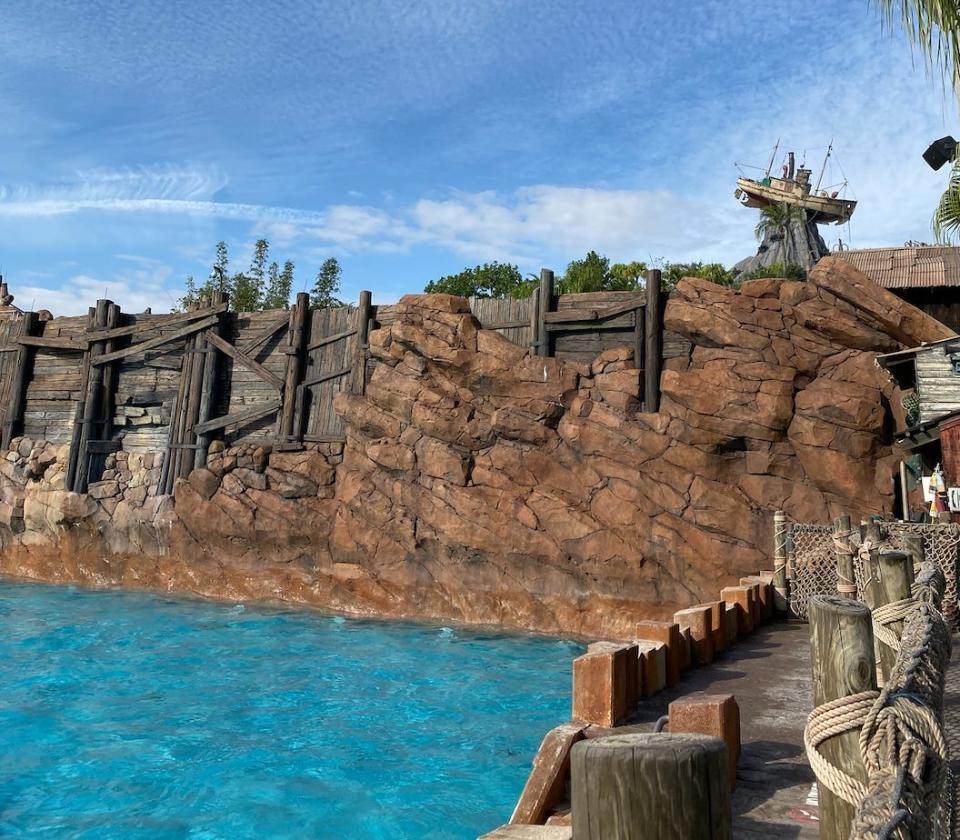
[787,152,795,180]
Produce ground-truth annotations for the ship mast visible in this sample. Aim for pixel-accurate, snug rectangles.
[765,138,780,177]
[814,141,832,193]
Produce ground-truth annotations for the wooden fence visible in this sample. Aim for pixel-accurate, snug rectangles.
[0,270,668,493]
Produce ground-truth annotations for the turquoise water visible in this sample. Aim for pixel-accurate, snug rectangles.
[0,581,580,839]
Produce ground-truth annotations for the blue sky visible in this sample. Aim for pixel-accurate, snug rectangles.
[0,0,956,314]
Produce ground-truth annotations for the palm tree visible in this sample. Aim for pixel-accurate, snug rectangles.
[874,1,960,239]
[754,202,802,242]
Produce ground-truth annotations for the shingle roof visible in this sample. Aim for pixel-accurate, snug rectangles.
[831,246,960,289]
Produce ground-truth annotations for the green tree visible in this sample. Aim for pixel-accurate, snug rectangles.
[559,250,610,293]
[660,261,738,291]
[607,261,648,290]
[424,261,533,298]
[738,262,807,282]
[262,259,293,309]
[213,241,229,288]
[229,271,262,311]
[754,202,803,242]
[311,257,345,309]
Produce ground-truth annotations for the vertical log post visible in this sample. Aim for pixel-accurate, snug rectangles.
[773,510,789,613]
[571,732,732,839]
[902,533,925,574]
[352,289,372,395]
[72,299,111,492]
[860,549,914,683]
[536,269,554,358]
[280,291,310,442]
[528,286,541,356]
[832,515,857,599]
[2,311,39,450]
[194,291,228,470]
[808,595,877,840]
[643,268,663,412]
[177,298,210,480]
[159,314,193,495]
[634,302,645,374]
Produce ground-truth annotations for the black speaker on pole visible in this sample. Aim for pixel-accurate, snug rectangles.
[923,136,958,171]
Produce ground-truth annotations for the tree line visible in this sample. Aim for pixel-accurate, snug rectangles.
[423,246,804,300]
[178,240,345,311]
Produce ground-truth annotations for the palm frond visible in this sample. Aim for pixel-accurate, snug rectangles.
[933,152,960,241]
[873,0,960,90]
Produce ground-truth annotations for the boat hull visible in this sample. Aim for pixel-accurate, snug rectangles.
[735,177,856,224]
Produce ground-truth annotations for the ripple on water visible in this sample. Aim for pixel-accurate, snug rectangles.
[0,581,580,839]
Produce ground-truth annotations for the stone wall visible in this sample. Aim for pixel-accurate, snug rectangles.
[0,259,952,638]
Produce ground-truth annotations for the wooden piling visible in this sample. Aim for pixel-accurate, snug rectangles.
[280,291,310,441]
[643,269,662,412]
[773,510,789,613]
[352,290,372,395]
[528,286,541,356]
[570,733,731,839]
[536,269,554,358]
[2,311,39,450]
[72,299,111,492]
[194,292,227,469]
[807,595,877,840]
[860,549,914,682]
[901,533,924,574]
[832,515,857,599]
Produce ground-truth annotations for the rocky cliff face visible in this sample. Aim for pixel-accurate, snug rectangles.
[0,259,951,638]
[734,210,830,273]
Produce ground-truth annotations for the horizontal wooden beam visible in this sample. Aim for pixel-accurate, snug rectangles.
[16,335,84,350]
[544,300,644,324]
[545,320,636,333]
[306,327,358,352]
[92,315,219,366]
[299,365,353,390]
[85,439,123,454]
[482,319,529,330]
[205,331,284,390]
[193,398,281,435]
[83,303,228,343]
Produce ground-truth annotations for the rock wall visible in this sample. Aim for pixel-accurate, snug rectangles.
[0,258,952,638]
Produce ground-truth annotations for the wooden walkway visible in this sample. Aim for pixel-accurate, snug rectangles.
[624,620,819,838]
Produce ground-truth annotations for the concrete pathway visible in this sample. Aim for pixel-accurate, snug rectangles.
[625,620,819,838]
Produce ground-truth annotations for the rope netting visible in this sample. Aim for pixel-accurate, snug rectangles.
[803,566,954,839]
[786,521,960,629]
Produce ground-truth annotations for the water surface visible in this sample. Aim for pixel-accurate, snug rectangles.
[0,581,579,839]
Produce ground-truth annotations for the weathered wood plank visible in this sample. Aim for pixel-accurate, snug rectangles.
[307,327,358,352]
[193,398,281,435]
[238,311,288,355]
[205,330,284,390]
[82,303,228,343]
[92,315,218,366]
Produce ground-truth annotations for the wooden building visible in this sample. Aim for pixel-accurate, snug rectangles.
[877,337,960,514]
[832,246,960,332]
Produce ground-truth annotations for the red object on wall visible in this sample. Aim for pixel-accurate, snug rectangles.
[939,416,960,487]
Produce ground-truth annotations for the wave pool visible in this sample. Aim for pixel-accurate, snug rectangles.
[0,580,580,839]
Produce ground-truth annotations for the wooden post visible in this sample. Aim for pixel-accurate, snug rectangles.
[177,302,209,480]
[194,292,227,470]
[536,269,554,358]
[352,290,372,395]
[773,510,789,613]
[634,302,645,373]
[860,549,914,683]
[808,595,877,840]
[832,515,857,599]
[570,733,731,839]
[902,533,924,574]
[279,292,310,442]
[643,269,662,412]
[72,299,111,492]
[1,311,39,450]
[528,286,540,355]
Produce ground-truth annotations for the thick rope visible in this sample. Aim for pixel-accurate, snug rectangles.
[872,598,916,654]
[804,690,878,805]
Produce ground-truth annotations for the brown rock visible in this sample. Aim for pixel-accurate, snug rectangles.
[187,468,220,501]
